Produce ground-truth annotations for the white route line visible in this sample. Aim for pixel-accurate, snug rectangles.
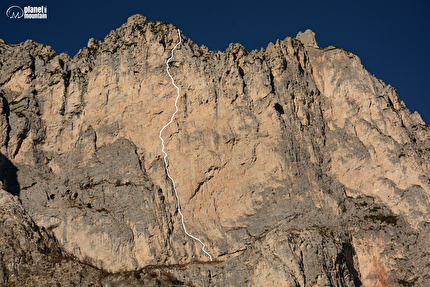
[159,28,213,261]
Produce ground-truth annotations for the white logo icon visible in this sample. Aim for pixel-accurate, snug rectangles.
[6,6,24,19]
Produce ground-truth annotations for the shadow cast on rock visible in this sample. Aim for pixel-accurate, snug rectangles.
[0,152,20,196]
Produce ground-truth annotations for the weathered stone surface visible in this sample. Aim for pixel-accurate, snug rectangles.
[296,29,318,48]
[0,14,429,286]
[0,188,201,287]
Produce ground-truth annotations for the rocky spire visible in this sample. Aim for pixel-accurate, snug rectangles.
[296,29,318,47]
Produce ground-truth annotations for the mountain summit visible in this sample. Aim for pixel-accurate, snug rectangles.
[0,14,429,286]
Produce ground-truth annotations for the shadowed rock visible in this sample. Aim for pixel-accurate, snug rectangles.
[0,153,19,196]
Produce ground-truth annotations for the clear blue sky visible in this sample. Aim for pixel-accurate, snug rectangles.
[1,0,429,123]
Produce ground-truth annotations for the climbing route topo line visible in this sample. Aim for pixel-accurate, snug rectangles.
[159,28,213,261]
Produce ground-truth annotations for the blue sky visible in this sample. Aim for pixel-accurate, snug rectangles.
[1,0,429,123]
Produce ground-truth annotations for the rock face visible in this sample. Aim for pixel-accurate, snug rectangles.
[296,29,318,48]
[0,14,429,286]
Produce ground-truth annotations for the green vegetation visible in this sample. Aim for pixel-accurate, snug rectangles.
[151,20,170,34]
[96,208,109,213]
[124,42,136,47]
[398,278,417,286]
[312,225,333,238]
[319,45,354,58]
[14,111,26,118]
[368,206,381,212]
[46,53,55,62]
[20,183,36,190]
[359,201,368,207]
[98,269,111,280]
[49,67,61,75]
[114,180,131,187]
[364,213,398,225]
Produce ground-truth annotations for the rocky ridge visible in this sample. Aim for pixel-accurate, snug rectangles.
[0,14,429,286]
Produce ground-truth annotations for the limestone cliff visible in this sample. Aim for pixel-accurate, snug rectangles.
[0,14,429,286]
